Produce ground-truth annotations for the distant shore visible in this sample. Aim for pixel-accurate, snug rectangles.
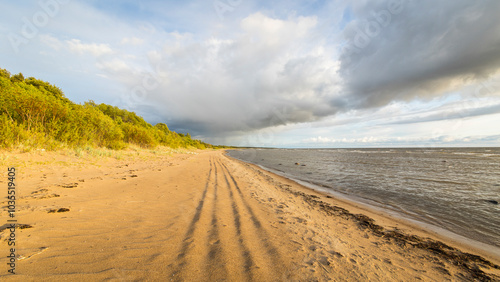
[0,149,499,280]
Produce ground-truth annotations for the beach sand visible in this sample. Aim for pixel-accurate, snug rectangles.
[1,149,499,281]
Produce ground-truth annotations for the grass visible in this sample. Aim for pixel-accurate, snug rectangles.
[0,141,223,174]
[69,144,199,161]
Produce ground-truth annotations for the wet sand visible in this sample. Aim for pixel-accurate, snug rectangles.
[1,149,499,281]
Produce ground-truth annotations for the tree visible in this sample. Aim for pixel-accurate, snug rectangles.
[25,77,66,100]
[0,66,215,150]
[155,123,170,134]
[10,73,24,83]
[0,68,10,79]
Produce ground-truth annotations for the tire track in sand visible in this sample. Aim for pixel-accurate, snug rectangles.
[217,158,285,276]
[216,159,255,281]
[170,156,286,281]
[205,159,228,280]
[170,158,213,280]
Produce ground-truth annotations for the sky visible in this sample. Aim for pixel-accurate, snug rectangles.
[1,0,500,148]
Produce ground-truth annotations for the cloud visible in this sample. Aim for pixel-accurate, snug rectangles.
[302,134,500,147]
[120,37,144,45]
[384,99,500,125]
[2,0,499,147]
[40,34,64,51]
[304,135,384,144]
[339,0,500,108]
[96,59,131,73]
[114,12,343,135]
[67,39,114,56]
[126,1,500,138]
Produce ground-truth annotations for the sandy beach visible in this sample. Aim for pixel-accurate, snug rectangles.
[1,149,499,281]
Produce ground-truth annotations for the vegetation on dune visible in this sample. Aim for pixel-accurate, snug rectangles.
[0,67,224,151]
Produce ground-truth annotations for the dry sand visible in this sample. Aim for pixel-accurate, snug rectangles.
[1,148,499,281]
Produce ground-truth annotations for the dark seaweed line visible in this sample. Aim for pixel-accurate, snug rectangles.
[243,161,500,282]
[219,159,284,267]
[170,157,213,280]
[217,159,254,281]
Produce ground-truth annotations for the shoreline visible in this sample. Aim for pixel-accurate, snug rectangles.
[227,153,500,264]
[223,152,500,280]
[1,149,499,280]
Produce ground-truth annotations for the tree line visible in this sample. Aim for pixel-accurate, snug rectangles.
[0,67,222,150]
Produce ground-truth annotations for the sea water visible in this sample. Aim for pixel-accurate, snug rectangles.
[227,148,500,249]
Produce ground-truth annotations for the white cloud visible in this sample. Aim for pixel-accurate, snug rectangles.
[120,37,144,45]
[96,59,131,73]
[304,136,383,144]
[66,39,113,57]
[125,12,344,135]
[40,34,63,50]
[240,12,317,46]
[301,134,499,148]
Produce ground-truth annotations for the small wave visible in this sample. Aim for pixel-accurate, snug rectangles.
[227,147,500,249]
[402,177,467,186]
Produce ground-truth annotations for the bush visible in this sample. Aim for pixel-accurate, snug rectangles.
[121,123,158,148]
[0,115,27,148]
[0,67,216,151]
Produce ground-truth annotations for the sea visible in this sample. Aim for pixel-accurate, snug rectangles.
[227,147,500,251]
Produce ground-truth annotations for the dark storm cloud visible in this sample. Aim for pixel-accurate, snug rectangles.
[141,13,343,136]
[160,0,500,136]
[3,0,498,146]
[340,0,500,108]
[100,1,500,138]
[384,102,500,125]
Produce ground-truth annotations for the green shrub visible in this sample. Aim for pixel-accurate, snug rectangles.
[0,67,217,151]
[0,115,27,148]
[121,123,158,148]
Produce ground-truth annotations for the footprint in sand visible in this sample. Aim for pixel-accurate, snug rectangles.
[328,250,343,258]
[309,245,319,251]
[32,188,49,194]
[17,247,48,261]
[294,217,308,224]
[0,224,33,235]
[36,194,60,199]
[23,188,61,200]
[60,183,79,188]
[48,208,70,213]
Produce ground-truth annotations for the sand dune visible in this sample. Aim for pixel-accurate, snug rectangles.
[1,149,499,281]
